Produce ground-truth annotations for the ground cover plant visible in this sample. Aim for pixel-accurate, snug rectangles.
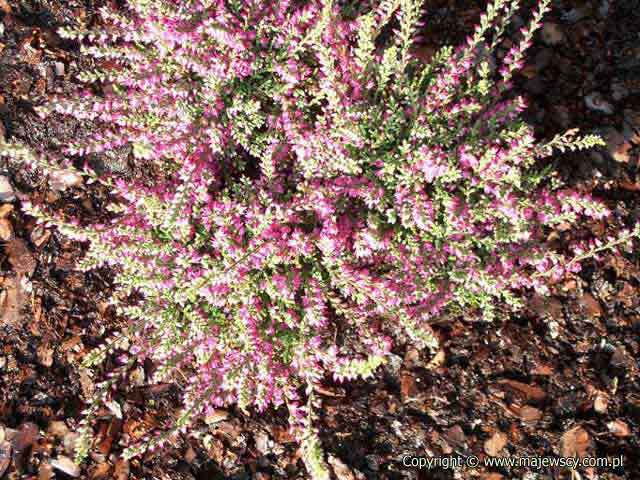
[1,0,638,477]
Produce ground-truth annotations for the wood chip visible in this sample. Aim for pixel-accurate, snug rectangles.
[593,392,609,414]
[37,343,54,368]
[519,406,543,423]
[204,409,229,425]
[114,458,130,480]
[328,455,356,480]
[560,426,593,458]
[607,420,630,437]
[484,431,508,457]
[0,441,11,477]
[6,238,36,276]
[497,379,546,403]
[51,456,81,477]
[0,218,13,241]
[38,462,54,480]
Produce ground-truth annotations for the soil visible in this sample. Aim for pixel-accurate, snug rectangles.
[0,0,639,479]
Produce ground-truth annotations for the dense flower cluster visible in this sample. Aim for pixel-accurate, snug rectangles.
[2,0,622,476]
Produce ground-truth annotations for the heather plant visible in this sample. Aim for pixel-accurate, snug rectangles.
[2,0,638,477]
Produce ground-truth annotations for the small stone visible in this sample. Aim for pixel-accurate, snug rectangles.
[0,218,12,241]
[0,176,15,202]
[541,23,564,45]
[51,456,81,477]
[54,62,65,76]
[585,92,614,115]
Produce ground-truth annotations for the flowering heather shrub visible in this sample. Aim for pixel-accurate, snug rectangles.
[4,0,638,476]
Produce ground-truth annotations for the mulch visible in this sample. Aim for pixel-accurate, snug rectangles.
[0,0,639,479]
